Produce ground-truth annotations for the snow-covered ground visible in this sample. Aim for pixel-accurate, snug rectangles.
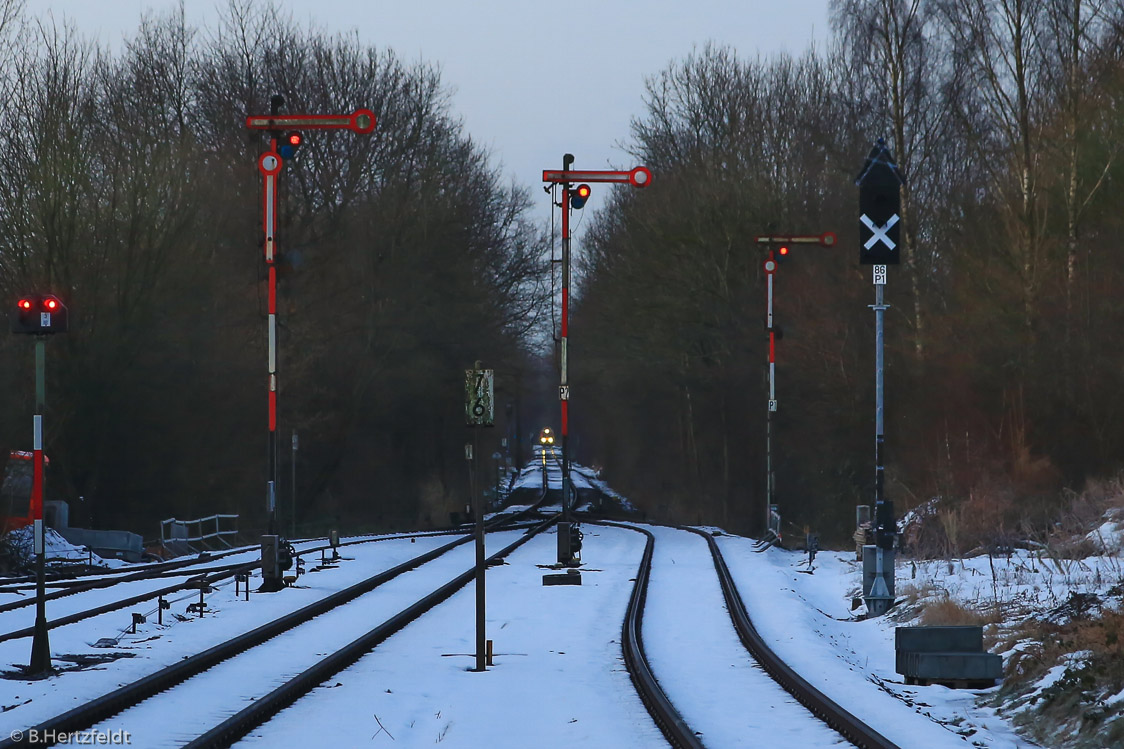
[2,460,1090,747]
[721,540,1030,748]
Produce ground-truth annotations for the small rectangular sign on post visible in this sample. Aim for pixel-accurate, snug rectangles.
[465,369,494,427]
[873,265,887,285]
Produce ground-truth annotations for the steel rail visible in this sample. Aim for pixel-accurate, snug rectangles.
[0,552,237,590]
[0,563,255,644]
[0,520,533,635]
[0,496,549,749]
[682,527,899,749]
[0,527,474,600]
[594,521,704,749]
[0,529,485,641]
[185,513,558,748]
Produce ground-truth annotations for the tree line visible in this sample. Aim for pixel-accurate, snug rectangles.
[571,0,1124,546]
[0,0,549,536]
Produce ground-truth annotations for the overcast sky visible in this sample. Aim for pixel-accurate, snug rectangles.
[28,0,832,227]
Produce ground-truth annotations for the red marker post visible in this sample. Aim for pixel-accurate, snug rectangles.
[753,232,836,541]
[246,99,375,547]
[542,158,652,565]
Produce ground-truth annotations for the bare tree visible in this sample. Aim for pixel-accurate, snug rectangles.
[940,0,1050,352]
[831,0,952,361]
[1039,0,1117,366]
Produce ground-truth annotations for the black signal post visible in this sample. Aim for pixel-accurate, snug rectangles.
[753,233,836,542]
[542,158,652,565]
[245,97,375,542]
[11,293,68,676]
[856,139,905,616]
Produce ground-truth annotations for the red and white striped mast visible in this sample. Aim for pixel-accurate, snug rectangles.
[261,138,281,534]
[753,232,836,540]
[246,99,375,537]
[542,159,651,565]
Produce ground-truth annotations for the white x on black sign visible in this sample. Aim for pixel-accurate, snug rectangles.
[861,213,899,250]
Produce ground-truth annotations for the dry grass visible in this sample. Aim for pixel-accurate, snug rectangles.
[994,606,1124,748]
[918,595,1000,626]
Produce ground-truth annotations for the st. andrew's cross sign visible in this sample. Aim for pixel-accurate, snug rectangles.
[855,139,905,265]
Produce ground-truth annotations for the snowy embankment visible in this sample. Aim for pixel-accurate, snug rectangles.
[894,512,1124,748]
[719,539,1029,748]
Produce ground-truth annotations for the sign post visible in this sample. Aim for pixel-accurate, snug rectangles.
[752,233,836,541]
[465,362,494,671]
[542,157,652,565]
[856,139,904,616]
[246,96,375,541]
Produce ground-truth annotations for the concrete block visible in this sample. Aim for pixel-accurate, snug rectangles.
[896,625,983,654]
[897,651,1002,683]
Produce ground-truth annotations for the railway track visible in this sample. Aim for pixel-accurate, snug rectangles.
[0,519,533,643]
[0,527,468,601]
[184,514,556,747]
[611,522,704,749]
[595,519,897,749]
[0,499,549,748]
[682,526,898,749]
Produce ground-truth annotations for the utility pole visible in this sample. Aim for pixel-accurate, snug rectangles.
[542,158,652,565]
[856,139,904,616]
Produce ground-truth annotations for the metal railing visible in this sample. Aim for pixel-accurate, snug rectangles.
[160,514,240,553]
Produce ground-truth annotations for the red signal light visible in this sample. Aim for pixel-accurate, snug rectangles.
[778,246,790,257]
[571,183,592,209]
[43,297,58,311]
[17,298,31,311]
[278,131,303,159]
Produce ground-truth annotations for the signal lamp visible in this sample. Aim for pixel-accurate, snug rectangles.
[278,131,303,159]
[11,294,68,334]
[570,184,592,210]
